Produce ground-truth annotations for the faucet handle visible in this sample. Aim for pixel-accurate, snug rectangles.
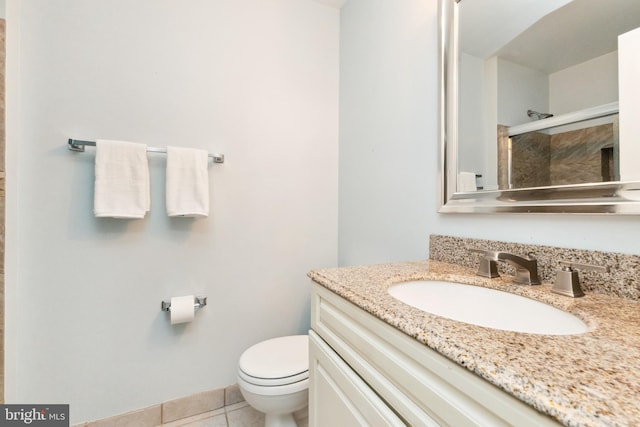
[469,248,500,278]
[553,261,610,297]
[558,261,609,274]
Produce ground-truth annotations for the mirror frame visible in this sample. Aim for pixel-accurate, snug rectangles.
[438,0,640,214]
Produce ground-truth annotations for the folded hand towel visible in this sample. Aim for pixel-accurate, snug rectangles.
[166,146,210,217]
[94,139,150,218]
[457,171,477,192]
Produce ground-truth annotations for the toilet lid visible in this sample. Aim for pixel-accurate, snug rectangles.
[238,335,309,385]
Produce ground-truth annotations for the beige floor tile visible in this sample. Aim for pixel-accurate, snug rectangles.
[163,389,225,423]
[224,384,244,406]
[173,413,227,427]
[161,408,225,427]
[222,401,249,413]
[226,405,264,427]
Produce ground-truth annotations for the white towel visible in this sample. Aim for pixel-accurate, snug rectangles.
[457,171,477,192]
[166,146,210,217]
[94,139,150,218]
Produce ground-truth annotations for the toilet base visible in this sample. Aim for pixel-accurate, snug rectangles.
[238,384,308,427]
[265,411,298,427]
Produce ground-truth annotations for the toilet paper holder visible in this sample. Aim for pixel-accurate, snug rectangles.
[161,296,207,312]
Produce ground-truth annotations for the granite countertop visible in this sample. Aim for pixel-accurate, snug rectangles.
[308,260,640,427]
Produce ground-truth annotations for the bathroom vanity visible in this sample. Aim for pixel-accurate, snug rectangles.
[308,260,640,426]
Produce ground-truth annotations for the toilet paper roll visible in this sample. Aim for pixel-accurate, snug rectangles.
[170,295,195,325]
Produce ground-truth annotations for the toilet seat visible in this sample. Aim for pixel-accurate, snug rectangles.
[238,335,309,388]
[238,375,309,396]
[238,368,309,387]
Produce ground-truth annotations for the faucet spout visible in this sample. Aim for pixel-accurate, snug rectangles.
[496,252,541,285]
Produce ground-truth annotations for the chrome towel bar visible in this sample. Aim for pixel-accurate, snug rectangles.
[68,139,225,164]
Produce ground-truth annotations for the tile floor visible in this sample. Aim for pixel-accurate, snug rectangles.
[159,402,309,427]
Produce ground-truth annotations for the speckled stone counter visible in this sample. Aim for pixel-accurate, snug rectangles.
[308,260,640,427]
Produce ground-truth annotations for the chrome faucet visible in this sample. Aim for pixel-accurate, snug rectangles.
[470,249,540,285]
[495,252,541,285]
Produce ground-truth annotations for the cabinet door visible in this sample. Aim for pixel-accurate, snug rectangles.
[309,331,406,427]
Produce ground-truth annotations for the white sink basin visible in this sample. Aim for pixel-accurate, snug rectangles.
[388,281,588,335]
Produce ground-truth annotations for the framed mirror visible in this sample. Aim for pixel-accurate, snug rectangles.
[439,0,640,213]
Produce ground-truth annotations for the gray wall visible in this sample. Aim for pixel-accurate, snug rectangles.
[6,0,339,423]
[339,0,433,265]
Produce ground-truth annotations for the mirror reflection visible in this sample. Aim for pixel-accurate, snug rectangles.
[457,0,640,192]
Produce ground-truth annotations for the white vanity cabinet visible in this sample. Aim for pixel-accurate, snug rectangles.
[309,281,560,427]
[309,332,406,426]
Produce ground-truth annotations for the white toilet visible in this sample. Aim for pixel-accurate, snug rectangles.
[237,335,309,427]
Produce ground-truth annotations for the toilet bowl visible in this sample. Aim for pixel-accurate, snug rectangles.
[237,335,309,427]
